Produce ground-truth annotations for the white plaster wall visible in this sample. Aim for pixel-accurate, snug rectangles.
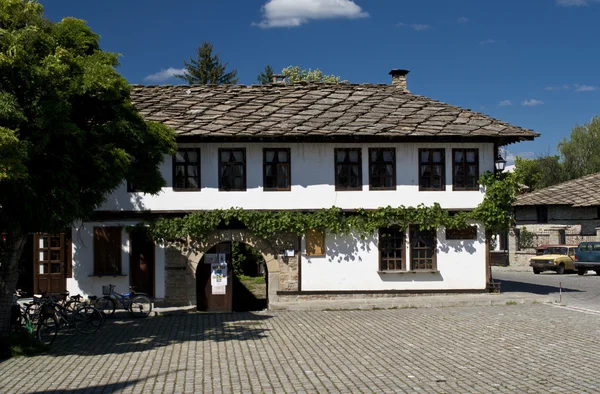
[67,221,166,299]
[301,226,487,291]
[100,142,493,212]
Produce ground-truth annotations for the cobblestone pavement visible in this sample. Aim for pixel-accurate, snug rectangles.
[2,304,600,393]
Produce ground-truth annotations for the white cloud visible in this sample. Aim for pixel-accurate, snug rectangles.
[575,84,597,92]
[522,99,544,107]
[457,17,470,23]
[397,22,431,31]
[255,0,368,28]
[545,84,571,91]
[499,100,513,107]
[504,150,535,166]
[144,67,185,83]
[479,39,496,45]
[557,0,599,6]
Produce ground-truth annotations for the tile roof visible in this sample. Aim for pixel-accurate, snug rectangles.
[130,83,539,142]
[513,172,600,207]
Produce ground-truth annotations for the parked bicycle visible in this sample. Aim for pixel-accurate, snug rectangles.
[94,284,153,318]
[11,290,59,346]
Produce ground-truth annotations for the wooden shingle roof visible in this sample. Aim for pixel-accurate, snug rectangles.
[513,173,600,207]
[130,83,539,142]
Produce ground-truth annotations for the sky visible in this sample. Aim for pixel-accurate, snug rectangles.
[39,0,600,164]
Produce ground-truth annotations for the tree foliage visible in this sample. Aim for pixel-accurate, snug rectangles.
[0,0,176,333]
[256,65,274,85]
[281,66,344,83]
[558,116,600,180]
[513,155,565,191]
[176,41,238,85]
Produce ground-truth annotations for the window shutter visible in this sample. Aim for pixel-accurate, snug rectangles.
[306,229,325,257]
[94,227,122,275]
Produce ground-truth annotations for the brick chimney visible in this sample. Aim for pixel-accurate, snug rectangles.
[389,69,410,92]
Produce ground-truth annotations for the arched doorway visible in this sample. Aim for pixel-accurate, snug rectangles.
[196,241,269,312]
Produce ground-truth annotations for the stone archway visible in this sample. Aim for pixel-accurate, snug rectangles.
[163,230,299,308]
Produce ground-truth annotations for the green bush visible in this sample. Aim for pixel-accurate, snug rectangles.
[519,227,535,249]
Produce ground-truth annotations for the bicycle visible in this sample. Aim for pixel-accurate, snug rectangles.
[41,292,103,337]
[10,290,35,335]
[14,292,59,346]
[94,284,153,318]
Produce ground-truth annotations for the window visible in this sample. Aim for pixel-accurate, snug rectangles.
[219,148,246,191]
[335,148,362,191]
[173,148,201,190]
[452,149,479,190]
[379,227,405,271]
[419,149,445,191]
[306,229,325,257]
[536,205,548,224]
[93,227,122,276]
[410,225,437,271]
[369,148,396,190]
[446,226,477,240]
[264,148,291,191]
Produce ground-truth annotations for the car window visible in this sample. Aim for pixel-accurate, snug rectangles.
[568,248,575,256]
[559,247,567,255]
[593,244,600,251]
[580,244,591,251]
[543,248,554,255]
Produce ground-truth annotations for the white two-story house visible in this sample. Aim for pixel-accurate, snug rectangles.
[25,70,538,311]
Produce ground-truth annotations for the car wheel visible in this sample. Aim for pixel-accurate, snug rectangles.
[533,269,541,274]
[578,268,586,276]
[556,264,565,275]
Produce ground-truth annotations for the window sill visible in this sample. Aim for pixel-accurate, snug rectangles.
[88,274,127,278]
[378,270,440,275]
[173,188,201,192]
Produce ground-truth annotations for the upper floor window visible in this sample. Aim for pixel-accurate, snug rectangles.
[452,149,479,191]
[379,226,405,271]
[369,148,396,190]
[419,149,445,191]
[335,148,362,191]
[536,205,548,224]
[173,148,201,191]
[410,225,437,271]
[219,148,246,191]
[264,148,291,191]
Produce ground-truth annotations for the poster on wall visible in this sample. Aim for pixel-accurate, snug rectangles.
[204,253,219,265]
[211,261,228,295]
[212,285,226,295]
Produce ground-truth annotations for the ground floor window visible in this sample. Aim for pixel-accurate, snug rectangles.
[379,226,404,271]
[410,225,437,271]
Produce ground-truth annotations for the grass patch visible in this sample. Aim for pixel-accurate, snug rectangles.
[505,301,518,306]
[238,275,265,292]
[0,331,47,360]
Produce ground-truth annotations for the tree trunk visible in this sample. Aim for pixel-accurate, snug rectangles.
[0,230,27,334]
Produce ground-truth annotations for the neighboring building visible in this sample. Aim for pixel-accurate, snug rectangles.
[21,70,538,311]
[509,173,600,266]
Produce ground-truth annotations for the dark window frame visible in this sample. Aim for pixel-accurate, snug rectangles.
[536,205,548,224]
[452,148,480,191]
[172,148,201,191]
[334,148,362,191]
[379,226,405,271]
[218,148,247,191]
[263,148,291,192]
[419,148,446,191]
[446,226,477,240]
[409,225,437,271]
[368,148,396,191]
[93,227,122,276]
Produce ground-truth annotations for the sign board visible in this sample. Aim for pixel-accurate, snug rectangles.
[211,261,228,295]
[204,253,218,265]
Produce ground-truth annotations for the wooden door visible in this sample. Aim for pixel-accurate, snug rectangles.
[33,234,65,295]
[130,230,155,297]
[197,243,233,312]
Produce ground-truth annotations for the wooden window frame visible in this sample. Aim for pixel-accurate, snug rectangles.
[378,226,405,271]
[93,227,122,276]
[172,148,201,191]
[334,148,362,191]
[368,148,396,191]
[409,225,437,271]
[419,148,446,191]
[306,229,326,257]
[446,226,477,240]
[536,205,548,224]
[452,148,480,191]
[263,148,291,192]
[218,148,246,192]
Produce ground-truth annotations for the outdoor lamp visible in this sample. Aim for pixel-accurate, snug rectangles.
[494,154,507,172]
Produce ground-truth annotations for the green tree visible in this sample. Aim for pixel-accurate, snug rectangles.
[0,0,176,333]
[558,116,600,180]
[281,66,344,83]
[514,155,565,191]
[176,41,239,85]
[256,65,274,85]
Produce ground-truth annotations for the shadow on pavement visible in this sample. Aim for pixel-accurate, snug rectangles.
[498,279,583,295]
[44,312,272,358]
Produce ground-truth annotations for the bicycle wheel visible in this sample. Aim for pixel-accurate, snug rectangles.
[73,306,101,335]
[129,295,152,317]
[37,315,58,346]
[94,296,116,318]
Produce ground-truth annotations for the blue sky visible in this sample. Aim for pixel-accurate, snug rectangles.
[39,0,600,163]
